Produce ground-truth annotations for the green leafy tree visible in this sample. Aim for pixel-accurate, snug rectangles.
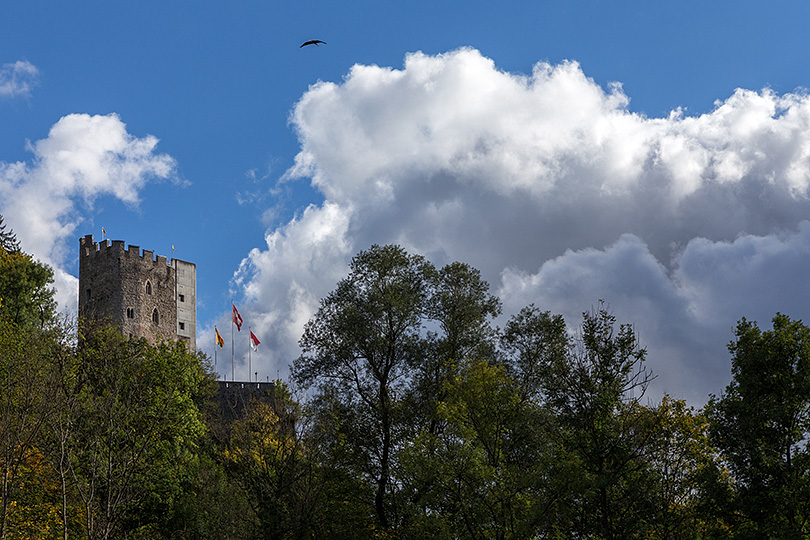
[221,382,325,540]
[69,322,208,540]
[0,218,54,329]
[302,388,380,540]
[415,262,501,435]
[164,449,254,540]
[500,305,569,401]
[0,320,62,540]
[706,314,810,538]
[534,303,658,539]
[0,249,56,329]
[0,228,68,540]
[153,368,254,540]
[638,396,727,539]
[36,317,85,540]
[400,359,559,540]
[294,245,434,530]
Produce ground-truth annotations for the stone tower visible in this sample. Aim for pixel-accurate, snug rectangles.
[78,235,196,351]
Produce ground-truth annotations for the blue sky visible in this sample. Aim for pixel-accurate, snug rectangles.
[4,1,810,402]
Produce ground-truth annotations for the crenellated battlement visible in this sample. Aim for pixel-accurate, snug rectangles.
[80,235,171,268]
[79,234,196,351]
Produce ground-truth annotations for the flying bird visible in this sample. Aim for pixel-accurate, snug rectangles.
[300,39,326,48]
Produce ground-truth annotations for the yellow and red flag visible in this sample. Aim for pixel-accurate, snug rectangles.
[215,327,224,349]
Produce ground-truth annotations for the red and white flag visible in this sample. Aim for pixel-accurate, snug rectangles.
[232,304,243,331]
[250,330,261,351]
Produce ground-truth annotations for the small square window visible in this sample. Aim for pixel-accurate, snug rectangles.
[179,322,185,330]
[179,294,185,302]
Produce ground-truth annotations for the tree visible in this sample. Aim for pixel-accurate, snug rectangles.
[221,382,321,540]
[143,366,253,540]
[0,229,64,540]
[0,319,62,540]
[500,305,569,401]
[303,387,381,540]
[640,396,726,539]
[164,449,254,540]
[294,245,434,529]
[0,249,56,329]
[43,321,85,540]
[413,261,501,436]
[706,314,810,538]
[0,217,54,329]
[532,303,658,539]
[427,261,501,370]
[1,444,84,540]
[0,216,20,254]
[68,322,208,540]
[399,359,559,540]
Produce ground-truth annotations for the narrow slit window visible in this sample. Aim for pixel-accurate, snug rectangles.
[146,281,152,295]
[152,308,159,325]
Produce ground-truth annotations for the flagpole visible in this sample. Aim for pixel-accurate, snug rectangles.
[231,299,235,382]
[248,327,252,384]
[214,325,218,372]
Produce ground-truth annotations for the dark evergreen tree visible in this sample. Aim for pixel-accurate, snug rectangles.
[0,215,20,254]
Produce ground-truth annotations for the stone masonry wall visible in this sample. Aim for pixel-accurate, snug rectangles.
[79,237,125,322]
[79,235,179,345]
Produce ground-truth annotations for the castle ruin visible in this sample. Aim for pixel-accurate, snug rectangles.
[79,235,196,351]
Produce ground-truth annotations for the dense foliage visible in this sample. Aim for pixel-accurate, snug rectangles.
[2,230,809,539]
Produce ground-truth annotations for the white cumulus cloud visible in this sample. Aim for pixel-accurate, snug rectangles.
[231,48,810,401]
[0,113,177,312]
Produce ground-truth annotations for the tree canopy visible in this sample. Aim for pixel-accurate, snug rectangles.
[706,314,810,538]
[2,239,809,540]
[0,221,55,329]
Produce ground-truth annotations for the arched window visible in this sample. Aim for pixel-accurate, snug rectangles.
[126,307,135,319]
[152,308,159,325]
[146,281,152,295]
